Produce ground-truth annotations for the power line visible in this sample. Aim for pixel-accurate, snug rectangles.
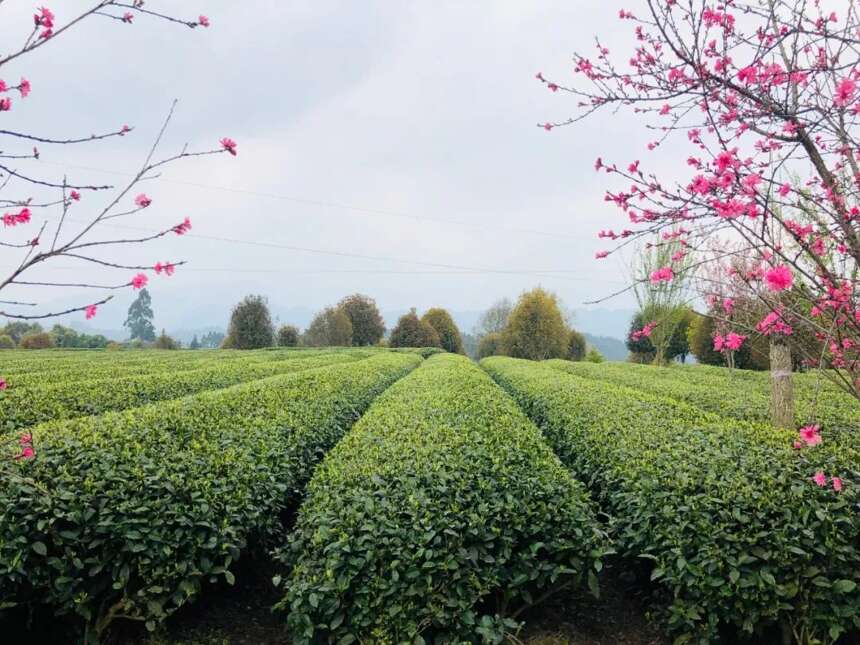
[40,160,583,241]
[50,216,616,283]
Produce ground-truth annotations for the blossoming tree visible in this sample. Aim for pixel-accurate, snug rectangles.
[538,0,860,421]
[0,3,235,351]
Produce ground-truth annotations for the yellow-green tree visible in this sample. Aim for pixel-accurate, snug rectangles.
[501,288,568,360]
[421,308,463,354]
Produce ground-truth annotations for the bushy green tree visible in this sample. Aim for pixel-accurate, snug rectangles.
[304,307,353,347]
[337,294,385,346]
[1,322,42,345]
[20,332,54,349]
[568,329,587,361]
[277,325,299,347]
[0,335,14,349]
[501,288,568,360]
[585,347,604,363]
[421,308,463,354]
[476,332,504,359]
[154,329,180,350]
[225,295,275,349]
[389,309,441,348]
[124,288,156,343]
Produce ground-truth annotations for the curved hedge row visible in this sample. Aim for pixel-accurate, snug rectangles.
[0,350,372,433]
[482,357,860,643]
[278,353,608,643]
[0,352,420,637]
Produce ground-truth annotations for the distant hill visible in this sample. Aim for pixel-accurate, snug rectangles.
[584,333,627,361]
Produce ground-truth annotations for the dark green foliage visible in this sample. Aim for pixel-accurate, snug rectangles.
[476,332,504,359]
[567,329,587,361]
[124,288,156,342]
[0,334,15,349]
[189,335,201,350]
[225,295,275,349]
[50,325,109,349]
[388,308,441,348]
[277,325,299,347]
[421,307,464,353]
[337,294,385,346]
[0,352,420,637]
[502,288,568,360]
[304,307,352,347]
[278,354,607,643]
[483,357,860,643]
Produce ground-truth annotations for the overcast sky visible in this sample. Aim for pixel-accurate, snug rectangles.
[1,0,652,331]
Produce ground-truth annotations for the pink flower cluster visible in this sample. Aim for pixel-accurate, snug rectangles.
[220,137,238,156]
[16,433,35,461]
[2,208,31,227]
[34,6,54,39]
[713,332,745,352]
[764,265,793,292]
[813,471,842,492]
[131,273,148,289]
[631,320,657,341]
[650,266,674,284]
[134,193,152,208]
[154,262,175,276]
[756,308,793,336]
[794,424,822,448]
[85,304,98,320]
[0,377,7,391]
[173,217,192,235]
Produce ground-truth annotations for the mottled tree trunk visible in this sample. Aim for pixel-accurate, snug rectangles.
[769,338,795,429]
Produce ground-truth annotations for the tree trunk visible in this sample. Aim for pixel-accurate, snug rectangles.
[769,338,795,429]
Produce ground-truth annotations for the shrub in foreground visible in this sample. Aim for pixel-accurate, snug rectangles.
[278,354,608,643]
[482,357,860,643]
[0,352,420,638]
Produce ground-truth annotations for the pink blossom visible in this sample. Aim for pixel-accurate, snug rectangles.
[120,124,131,135]
[122,11,133,23]
[799,424,822,447]
[0,377,6,391]
[173,217,192,235]
[34,7,54,28]
[659,103,671,115]
[778,183,791,197]
[713,334,725,351]
[793,440,802,450]
[220,137,238,156]
[0,80,8,92]
[595,250,609,259]
[724,332,746,351]
[131,273,148,289]
[18,446,34,460]
[542,123,554,131]
[738,66,757,84]
[649,266,674,284]
[134,193,152,208]
[19,78,31,98]
[85,304,97,320]
[764,265,793,291]
[70,190,80,201]
[723,298,734,315]
[154,262,175,276]
[689,175,712,195]
[835,78,857,107]
[813,471,827,487]
[757,309,793,336]
[0,97,12,111]
[198,15,210,27]
[832,477,843,492]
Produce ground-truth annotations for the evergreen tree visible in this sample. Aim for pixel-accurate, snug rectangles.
[421,308,463,353]
[337,294,385,346]
[501,288,568,360]
[124,288,156,342]
[225,295,275,349]
[389,309,441,348]
[189,335,201,349]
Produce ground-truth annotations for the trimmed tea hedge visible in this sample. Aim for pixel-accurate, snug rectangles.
[0,350,372,432]
[278,353,608,643]
[482,356,860,643]
[0,352,420,637]
[548,360,860,436]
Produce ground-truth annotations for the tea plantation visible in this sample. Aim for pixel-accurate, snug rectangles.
[2,349,859,644]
